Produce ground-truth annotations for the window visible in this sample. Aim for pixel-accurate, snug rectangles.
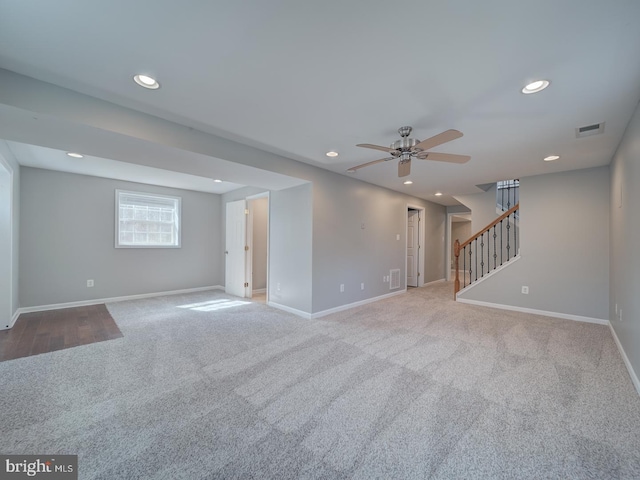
[116,190,181,248]
[496,179,520,189]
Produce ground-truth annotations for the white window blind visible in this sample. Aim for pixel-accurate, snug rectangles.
[116,190,181,248]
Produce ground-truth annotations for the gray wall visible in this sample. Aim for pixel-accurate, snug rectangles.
[269,183,313,313]
[311,169,446,313]
[250,197,268,291]
[458,166,609,320]
[0,142,20,328]
[3,72,448,316]
[610,100,640,382]
[454,184,501,234]
[20,168,221,307]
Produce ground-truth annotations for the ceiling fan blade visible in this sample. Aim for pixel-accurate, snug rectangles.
[347,157,393,172]
[398,160,411,177]
[416,152,471,164]
[412,129,463,152]
[356,143,395,154]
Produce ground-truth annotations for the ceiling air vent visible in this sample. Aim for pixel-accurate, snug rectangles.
[575,122,604,138]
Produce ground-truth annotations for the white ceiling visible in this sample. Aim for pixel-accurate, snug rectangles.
[1,1,639,203]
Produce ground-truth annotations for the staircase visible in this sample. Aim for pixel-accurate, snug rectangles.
[453,180,520,298]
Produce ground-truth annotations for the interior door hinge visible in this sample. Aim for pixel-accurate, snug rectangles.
[244,282,249,287]
[245,245,249,251]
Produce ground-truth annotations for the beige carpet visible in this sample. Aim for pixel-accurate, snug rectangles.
[1,281,639,479]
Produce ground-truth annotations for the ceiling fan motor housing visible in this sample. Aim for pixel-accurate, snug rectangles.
[391,126,420,155]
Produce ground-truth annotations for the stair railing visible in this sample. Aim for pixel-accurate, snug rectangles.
[454,203,519,298]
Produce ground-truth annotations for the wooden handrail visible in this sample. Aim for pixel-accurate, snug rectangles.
[458,203,519,250]
[454,203,519,298]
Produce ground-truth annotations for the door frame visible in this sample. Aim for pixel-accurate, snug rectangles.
[446,211,472,281]
[246,192,270,300]
[0,151,14,329]
[405,204,425,287]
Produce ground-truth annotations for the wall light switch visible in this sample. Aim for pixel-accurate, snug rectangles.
[361,283,364,290]
[340,284,345,293]
[521,286,529,294]
[396,234,400,240]
[87,279,94,288]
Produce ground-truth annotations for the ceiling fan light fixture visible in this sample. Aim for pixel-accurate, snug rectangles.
[214,179,223,183]
[434,192,443,196]
[133,74,160,90]
[403,180,413,185]
[522,80,550,94]
[544,155,560,161]
[66,152,83,158]
[325,151,339,157]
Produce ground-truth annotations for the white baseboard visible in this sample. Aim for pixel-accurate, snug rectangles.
[310,289,407,319]
[455,297,609,326]
[253,288,266,294]
[16,285,225,316]
[267,301,312,319]
[422,278,446,287]
[4,309,21,330]
[608,323,640,397]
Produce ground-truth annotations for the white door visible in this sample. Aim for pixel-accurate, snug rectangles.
[225,200,247,297]
[407,209,419,287]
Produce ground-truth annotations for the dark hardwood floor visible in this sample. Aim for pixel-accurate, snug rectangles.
[0,304,123,362]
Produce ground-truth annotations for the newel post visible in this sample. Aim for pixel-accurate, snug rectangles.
[454,239,460,298]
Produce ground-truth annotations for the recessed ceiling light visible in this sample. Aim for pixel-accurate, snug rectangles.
[522,80,550,94]
[434,192,443,196]
[214,179,223,183]
[66,152,83,158]
[133,74,160,90]
[325,151,339,157]
[403,180,413,185]
[544,155,560,161]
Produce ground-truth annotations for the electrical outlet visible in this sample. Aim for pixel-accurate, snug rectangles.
[87,279,94,288]
[277,282,281,291]
[340,284,345,293]
[361,283,364,290]
[396,234,400,240]
[521,286,529,294]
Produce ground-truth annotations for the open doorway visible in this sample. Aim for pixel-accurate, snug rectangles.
[225,192,270,300]
[446,212,471,281]
[406,205,425,288]
[246,193,269,301]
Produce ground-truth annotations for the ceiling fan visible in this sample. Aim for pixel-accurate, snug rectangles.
[348,126,470,177]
